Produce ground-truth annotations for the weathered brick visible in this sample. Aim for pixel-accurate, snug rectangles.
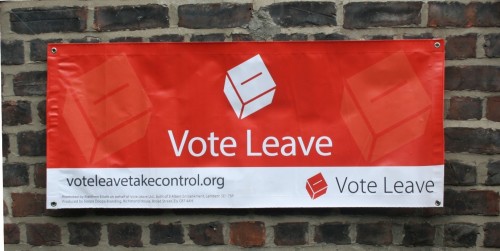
[149,223,184,245]
[3,163,29,187]
[230,221,265,248]
[30,39,62,62]
[486,96,500,122]
[2,102,31,128]
[3,133,9,156]
[94,5,168,31]
[69,37,101,43]
[447,97,482,120]
[150,34,184,42]
[108,223,142,247]
[231,34,254,41]
[444,160,476,186]
[1,40,24,65]
[403,33,434,39]
[444,223,477,247]
[109,37,143,43]
[486,160,500,185]
[190,34,225,42]
[444,189,499,215]
[18,130,46,156]
[314,33,348,40]
[274,222,308,246]
[10,7,87,34]
[484,34,500,58]
[34,163,47,188]
[340,208,419,217]
[428,2,474,27]
[429,2,500,27]
[273,33,307,41]
[68,222,101,247]
[13,71,47,96]
[445,128,500,155]
[445,66,499,91]
[366,35,394,40]
[3,201,8,216]
[344,2,421,29]
[189,222,224,246]
[445,34,476,60]
[2,100,32,126]
[178,3,251,29]
[11,193,45,217]
[314,222,350,244]
[27,223,61,246]
[4,224,20,244]
[484,222,500,247]
[475,2,500,27]
[267,2,336,27]
[402,223,435,246]
[356,222,392,245]
[37,100,46,125]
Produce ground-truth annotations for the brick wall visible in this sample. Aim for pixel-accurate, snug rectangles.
[2,0,499,249]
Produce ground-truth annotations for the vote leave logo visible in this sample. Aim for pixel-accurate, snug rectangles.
[306,173,328,199]
[224,54,276,119]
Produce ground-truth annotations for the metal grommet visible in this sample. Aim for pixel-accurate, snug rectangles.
[434,42,441,48]
[51,202,57,207]
[435,200,441,206]
[51,47,57,54]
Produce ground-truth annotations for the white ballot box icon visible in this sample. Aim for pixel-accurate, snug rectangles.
[224,54,276,119]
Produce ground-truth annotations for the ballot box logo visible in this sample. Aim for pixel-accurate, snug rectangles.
[62,55,152,164]
[306,172,328,199]
[340,52,431,162]
[224,54,277,119]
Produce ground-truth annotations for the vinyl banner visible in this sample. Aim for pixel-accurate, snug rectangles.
[46,40,445,208]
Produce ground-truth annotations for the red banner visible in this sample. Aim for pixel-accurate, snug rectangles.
[47,41,444,208]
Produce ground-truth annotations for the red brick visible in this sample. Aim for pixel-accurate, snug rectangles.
[37,100,46,125]
[445,66,499,92]
[94,5,168,31]
[445,34,476,60]
[230,221,265,247]
[179,3,251,29]
[34,162,47,188]
[11,193,45,217]
[446,96,482,120]
[484,222,500,247]
[27,223,61,246]
[17,130,46,156]
[188,222,224,246]
[2,100,32,126]
[4,200,8,216]
[30,39,62,62]
[274,222,308,246]
[344,2,422,29]
[3,133,10,157]
[357,222,392,245]
[429,2,500,27]
[13,71,47,96]
[444,189,499,215]
[486,96,500,122]
[4,224,20,244]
